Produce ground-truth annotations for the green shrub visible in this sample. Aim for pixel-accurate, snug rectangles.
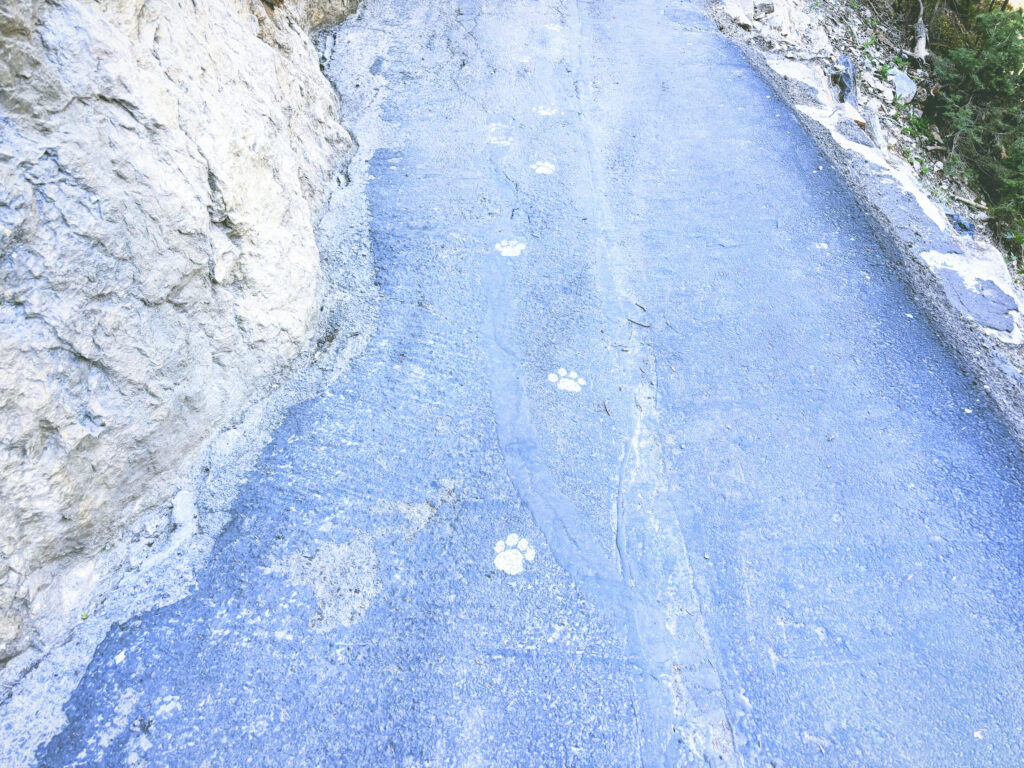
[926,11,1024,250]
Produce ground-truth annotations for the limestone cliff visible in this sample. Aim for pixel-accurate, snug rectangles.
[0,0,359,662]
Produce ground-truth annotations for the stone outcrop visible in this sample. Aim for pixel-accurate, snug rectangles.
[0,0,358,663]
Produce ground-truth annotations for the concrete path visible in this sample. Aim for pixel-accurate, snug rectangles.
[35,0,1024,765]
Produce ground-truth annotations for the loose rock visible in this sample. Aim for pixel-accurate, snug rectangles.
[831,56,858,105]
[889,69,918,102]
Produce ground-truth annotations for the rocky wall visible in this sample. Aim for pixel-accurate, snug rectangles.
[0,0,359,662]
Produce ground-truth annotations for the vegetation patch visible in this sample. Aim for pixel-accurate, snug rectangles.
[925,9,1024,257]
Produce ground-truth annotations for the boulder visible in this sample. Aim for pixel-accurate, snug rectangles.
[889,68,918,102]
[764,0,811,37]
[838,100,867,128]
[862,104,888,151]
[831,56,858,105]
[806,27,833,56]
[723,0,756,29]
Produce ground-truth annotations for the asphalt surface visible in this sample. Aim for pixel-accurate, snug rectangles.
[35,0,1024,765]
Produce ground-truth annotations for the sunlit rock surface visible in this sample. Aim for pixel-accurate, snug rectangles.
[0,0,358,662]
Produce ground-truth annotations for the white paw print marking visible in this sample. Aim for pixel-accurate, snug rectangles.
[487,123,513,146]
[548,368,586,392]
[545,23,562,31]
[495,239,525,257]
[534,106,559,116]
[494,533,536,575]
[531,160,556,175]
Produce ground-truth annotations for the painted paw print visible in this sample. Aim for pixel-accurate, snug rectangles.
[495,239,526,257]
[494,533,536,575]
[548,368,586,392]
[487,123,513,146]
[531,161,556,175]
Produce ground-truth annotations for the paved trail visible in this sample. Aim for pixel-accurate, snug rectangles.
[35,0,1024,765]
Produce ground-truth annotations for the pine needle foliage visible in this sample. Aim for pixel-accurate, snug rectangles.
[927,10,1024,250]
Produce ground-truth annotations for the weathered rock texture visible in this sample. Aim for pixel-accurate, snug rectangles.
[0,0,358,662]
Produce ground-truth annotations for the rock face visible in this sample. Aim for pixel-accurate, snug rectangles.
[0,0,358,663]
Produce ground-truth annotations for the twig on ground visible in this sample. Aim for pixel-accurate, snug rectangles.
[950,193,988,210]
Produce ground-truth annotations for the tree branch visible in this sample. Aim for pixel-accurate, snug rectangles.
[913,0,930,61]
